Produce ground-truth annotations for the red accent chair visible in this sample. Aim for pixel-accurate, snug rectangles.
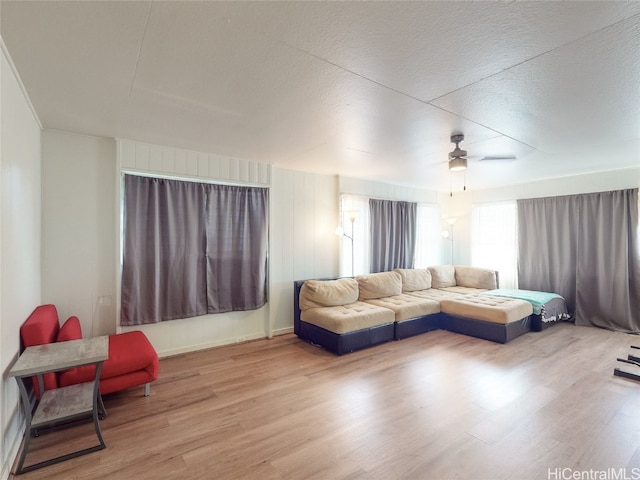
[20,304,159,398]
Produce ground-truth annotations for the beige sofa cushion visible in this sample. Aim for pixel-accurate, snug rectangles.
[406,288,465,302]
[364,294,440,322]
[356,271,402,300]
[455,266,498,290]
[439,295,533,324]
[394,268,432,292]
[300,301,395,334]
[428,265,456,288]
[299,278,359,310]
[438,286,490,295]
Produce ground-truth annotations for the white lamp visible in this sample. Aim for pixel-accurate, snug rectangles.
[448,157,467,172]
[443,217,456,265]
[336,210,358,276]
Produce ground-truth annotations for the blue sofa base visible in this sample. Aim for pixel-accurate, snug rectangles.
[299,321,395,355]
[394,313,443,340]
[444,313,531,344]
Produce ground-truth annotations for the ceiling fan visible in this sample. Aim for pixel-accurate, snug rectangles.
[448,133,516,172]
[448,134,468,171]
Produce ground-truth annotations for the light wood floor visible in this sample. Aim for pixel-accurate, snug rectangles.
[10,323,640,480]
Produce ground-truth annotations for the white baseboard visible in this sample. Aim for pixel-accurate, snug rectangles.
[271,327,294,336]
[157,331,266,358]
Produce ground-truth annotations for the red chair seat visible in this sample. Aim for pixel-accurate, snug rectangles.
[59,331,159,392]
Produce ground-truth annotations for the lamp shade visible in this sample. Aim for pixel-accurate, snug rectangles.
[449,157,467,172]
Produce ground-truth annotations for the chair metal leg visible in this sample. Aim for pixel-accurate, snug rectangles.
[614,354,640,383]
[98,392,107,419]
[144,383,150,397]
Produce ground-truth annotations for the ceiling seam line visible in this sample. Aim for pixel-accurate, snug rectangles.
[260,30,526,148]
[128,0,153,97]
[258,31,432,106]
[426,103,545,153]
[427,13,640,104]
[256,31,551,144]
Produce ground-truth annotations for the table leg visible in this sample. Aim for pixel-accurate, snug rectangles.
[13,377,34,475]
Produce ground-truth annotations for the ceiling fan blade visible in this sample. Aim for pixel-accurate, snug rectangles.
[477,156,517,162]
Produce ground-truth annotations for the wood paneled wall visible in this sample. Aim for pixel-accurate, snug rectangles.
[118,139,271,186]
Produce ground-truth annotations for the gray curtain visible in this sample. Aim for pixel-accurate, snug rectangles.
[369,199,417,273]
[517,194,579,312]
[518,188,640,333]
[206,185,269,313]
[121,175,268,326]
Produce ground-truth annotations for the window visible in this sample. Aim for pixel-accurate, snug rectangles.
[120,174,269,326]
[338,194,440,275]
[414,203,441,268]
[471,201,518,288]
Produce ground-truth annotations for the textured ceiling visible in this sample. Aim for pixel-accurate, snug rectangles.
[2,1,639,191]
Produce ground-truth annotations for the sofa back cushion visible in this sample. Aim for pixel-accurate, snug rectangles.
[20,304,60,348]
[20,304,60,398]
[299,278,359,310]
[394,268,432,292]
[356,271,402,299]
[57,316,83,342]
[428,265,457,288]
[455,266,498,290]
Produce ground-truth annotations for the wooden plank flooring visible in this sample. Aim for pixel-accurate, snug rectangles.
[10,323,640,479]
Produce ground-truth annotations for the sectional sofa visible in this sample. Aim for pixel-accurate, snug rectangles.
[293,265,534,355]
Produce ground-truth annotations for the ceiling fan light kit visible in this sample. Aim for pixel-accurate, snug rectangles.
[448,156,467,172]
[448,133,468,172]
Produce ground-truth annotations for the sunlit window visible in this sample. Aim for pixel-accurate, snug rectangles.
[414,203,441,268]
[471,201,518,288]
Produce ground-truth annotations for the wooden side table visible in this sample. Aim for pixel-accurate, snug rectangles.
[9,336,109,474]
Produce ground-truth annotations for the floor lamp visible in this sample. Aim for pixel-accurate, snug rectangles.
[441,217,456,265]
[335,210,358,276]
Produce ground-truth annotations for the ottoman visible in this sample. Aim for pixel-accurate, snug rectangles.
[440,295,533,343]
[480,289,572,332]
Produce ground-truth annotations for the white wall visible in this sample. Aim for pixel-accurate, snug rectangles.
[471,168,640,204]
[0,43,42,480]
[41,131,116,338]
[270,168,339,334]
[339,176,438,203]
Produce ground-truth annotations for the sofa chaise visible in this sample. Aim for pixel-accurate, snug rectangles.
[294,265,534,355]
